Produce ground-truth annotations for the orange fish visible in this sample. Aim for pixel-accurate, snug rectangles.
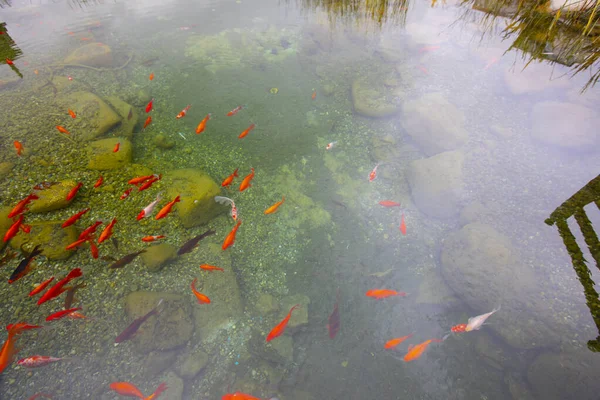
[195,113,211,134]
[311,90,316,100]
[29,277,55,297]
[142,235,165,242]
[226,105,243,116]
[56,126,70,135]
[222,392,261,400]
[66,182,83,201]
[128,175,155,185]
[238,123,255,139]
[13,141,23,156]
[143,116,152,130]
[266,304,300,342]
[33,69,39,75]
[176,105,192,119]
[113,142,120,152]
[222,220,241,250]
[399,214,407,235]
[68,109,76,119]
[4,215,24,243]
[6,58,14,65]
[109,382,145,398]
[191,278,210,304]
[239,168,255,192]
[264,196,285,214]
[0,326,21,374]
[65,237,89,250]
[451,323,467,333]
[379,200,401,207]
[8,194,38,218]
[145,383,167,400]
[369,164,379,182]
[149,72,154,81]
[221,168,239,187]
[98,218,117,244]
[155,195,180,220]
[365,289,406,299]
[61,208,90,228]
[384,334,413,349]
[403,338,442,362]
[199,264,224,272]
[46,307,81,322]
[93,175,103,188]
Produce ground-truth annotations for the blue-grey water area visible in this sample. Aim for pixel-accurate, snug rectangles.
[0,0,599,399]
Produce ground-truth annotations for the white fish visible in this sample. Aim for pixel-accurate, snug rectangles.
[137,193,162,220]
[215,196,237,221]
[465,306,500,332]
[326,141,337,150]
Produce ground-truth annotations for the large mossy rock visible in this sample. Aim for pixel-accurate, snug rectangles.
[407,151,465,219]
[10,220,78,260]
[105,96,138,139]
[351,76,401,118]
[401,93,468,156]
[87,137,132,170]
[440,223,560,349]
[64,42,113,67]
[162,169,224,228]
[0,207,12,251]
[28,180,77,213]
[123,292,194,354]
[531,101,599,151]
[141,243,177,272]
[56,91,122,142]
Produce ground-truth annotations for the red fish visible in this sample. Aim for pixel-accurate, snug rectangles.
[384,334,413,349]
[145,382,167,400]
[221,168,238,187]
[222,392,261,400]
[113,142,120,153]
[226,105,243,116]
[138,175,161,191]
[109,382,145,398]
[17,355,63,368]
[37,268,83,305]
[199,264,224,272]
[399,214,407,235]
[266,304,300,342]
[6,58,14,65]
[141,235,165,242]
[56,126,70,135]
[98,218,117,243]
[27,393,54,400]
[379,200,401,207]
[327,288,340,339]
[89,240,99,259]
[79,221,102,240]
[155,195,180,220]
[239,168,255,191]
[29,277,55,297]
[4,215,24,243]
[120,188,133,200]
[68,109,76,119]
[176,105,191,119]
[5,323,43,332]
[238,123,255,139]
[65,237,88,250]
[191,278,210,304]
[365,289,406,299]
[8,194,39,218]
[451,323,467,333]
[222,220,241,250]
[195,114,210,134]
[143,116,152,130]
[128,175,155,185]
[93,176,103,188]
[66,182,83,201]
[46,307,81,321]
[369,164,379,182]
[62,208,90,228]
[14,140,23,156]
[145,98,154,113]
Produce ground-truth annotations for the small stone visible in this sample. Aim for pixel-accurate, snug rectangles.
[141,243,177,272]
[153,134,176,150]
[28,180,77,213]
[255,294,279,315]
[0,162,14,179]
[161,372,184,400]
[174,348,209,380]
[87,138,132,170]
[143,350,179,378]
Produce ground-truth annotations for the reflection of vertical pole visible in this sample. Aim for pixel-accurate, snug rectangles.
[574,209,600,272]
[555,218,600,341]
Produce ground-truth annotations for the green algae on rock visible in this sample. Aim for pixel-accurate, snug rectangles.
[351,76,402,118]
[56,91,122,142]
[64,42,113,67]
[10,220,78,260]
[105,96,138,139]
[28,180,77,213]
[140,243,177,272]
[0,162,14,180]
[87,137,132,170]
[162,169,223,228]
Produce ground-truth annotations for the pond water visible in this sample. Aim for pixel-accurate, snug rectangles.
[1,0,599,399]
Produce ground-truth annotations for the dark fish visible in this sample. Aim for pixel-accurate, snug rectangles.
[141,57,159,66]
[331,200,348,209]
[108,250,146,269]
[127,108,133,121]
[33,182,59,191]
[9,245,43,284]
[177,229,216,256]
[115,299,163,343]
[327,288,340,339]
[64,282,87,309]
[0,249,17,268]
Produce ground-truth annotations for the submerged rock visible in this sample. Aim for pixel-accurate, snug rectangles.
[0,162,14,179]
[10,221,78,260]
[56,91,122,141]
[407,151,465,219]
[64,42,113,67]
[142,349,178,378]
[401,92,468,156]
[531,101,599,151]
[162,169,223,228]
[28,180,77,213]
[281,294,310,332]
[0,207,13,251]
[141,243,177,272]
[105,96,138,139]
[174,348,209,381]
[351,76,401,118]
[161,371,184,400]
[440,223,560,349]
[87,137,132,170]
[124,292,194,354]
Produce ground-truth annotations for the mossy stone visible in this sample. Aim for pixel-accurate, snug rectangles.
[87,137,132,170]
[28,180,76,213]
[64,42,113,67]
[9,220,78,260]
[0,207,12,251]
[105,96,138,139]
[163,169,223,228]
[141,243,177,272]
[351,77,401,118]
[0,162,14,179]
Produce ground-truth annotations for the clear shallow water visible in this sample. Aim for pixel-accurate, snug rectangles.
[0,0,599,399]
